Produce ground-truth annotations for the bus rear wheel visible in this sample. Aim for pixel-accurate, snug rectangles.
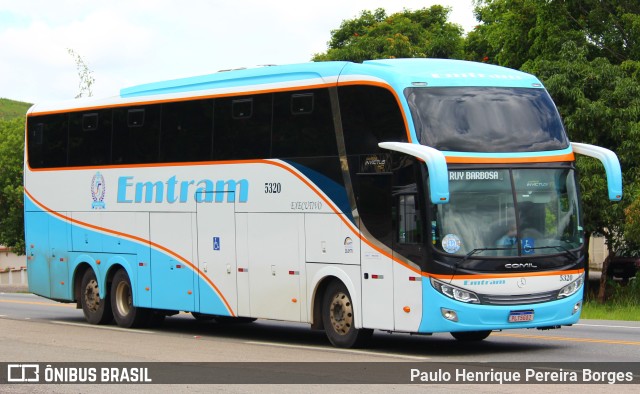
[80,269,113,325]
[111,269,149,328]
[450,330,492,341]
[322,280,372,348]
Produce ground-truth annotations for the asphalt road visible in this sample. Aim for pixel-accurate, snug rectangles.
[0,291,638,393]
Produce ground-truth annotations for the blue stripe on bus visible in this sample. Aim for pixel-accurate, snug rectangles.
[24,195,231,315]
[120,62,350,98]
[418,279,582,333]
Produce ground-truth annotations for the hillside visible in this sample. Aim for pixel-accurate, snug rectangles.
[0,98,32,119]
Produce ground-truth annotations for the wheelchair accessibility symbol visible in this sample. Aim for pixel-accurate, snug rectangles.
[213,237,220,251]
[521,238,535,255]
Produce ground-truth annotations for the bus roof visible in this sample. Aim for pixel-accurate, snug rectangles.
[29,59,543,115]
[121,58,542,98]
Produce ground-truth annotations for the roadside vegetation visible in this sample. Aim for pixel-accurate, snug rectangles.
[582,274,640,321]
[0,98,31,119]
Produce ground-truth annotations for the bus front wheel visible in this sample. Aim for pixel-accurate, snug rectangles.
[111,269,149,328]
[322,280,372,348]
[80,269,113,325]
[450,330,492,341]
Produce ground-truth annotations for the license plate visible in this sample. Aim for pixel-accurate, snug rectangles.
[508,310,534,323]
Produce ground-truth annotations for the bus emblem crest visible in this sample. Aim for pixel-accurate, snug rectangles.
[91,172,106,209]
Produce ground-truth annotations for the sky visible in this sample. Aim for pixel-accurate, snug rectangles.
[0,0,476,104]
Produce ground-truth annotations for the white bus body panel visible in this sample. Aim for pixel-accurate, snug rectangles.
[247,213,305,321]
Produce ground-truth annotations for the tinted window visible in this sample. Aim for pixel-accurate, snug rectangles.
[406,87,569,152]
[68,110,112,166]
[161,99,213,162]
[272,89,336,158]
[27,114,68,168]
[339,85,408,155]
[112,105,161,164]
[214,94,271,160]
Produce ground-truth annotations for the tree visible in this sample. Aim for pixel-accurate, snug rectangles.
[465,0,584,68]
[0,117,25,255]
[67,48,95,98]
[465,0,640,68]
[312,6,464,62]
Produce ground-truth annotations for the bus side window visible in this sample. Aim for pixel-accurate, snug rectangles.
[68,110,112,166]
[27,114,68,168]
[161,99,213,162]
[339,85,407,156]
[272,89,336,158]
[213,94,271,160]
[112,106,161,164]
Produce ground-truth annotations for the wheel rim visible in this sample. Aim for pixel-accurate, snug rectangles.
[115,280,132,317]
[84,279,100,312]
[329,291,353,336]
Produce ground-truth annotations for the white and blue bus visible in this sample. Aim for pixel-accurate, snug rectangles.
[24,59,622,347]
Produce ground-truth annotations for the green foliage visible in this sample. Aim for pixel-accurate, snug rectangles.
[0,98,32,119]
[467,0,640,68]
[524,42,640,254]
[465,0,584,68]
[582,273,640,320]
[67,48,95,99]
[312,6,464,62]
[0,117,25,255]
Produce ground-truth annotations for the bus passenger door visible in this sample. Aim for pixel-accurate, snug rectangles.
[196,193,238,316]
[392,158,425,332]
[357,172,395,331]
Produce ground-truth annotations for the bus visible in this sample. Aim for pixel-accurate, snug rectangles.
[24,59,622,348]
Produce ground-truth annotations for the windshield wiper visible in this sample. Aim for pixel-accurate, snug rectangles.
[453,247,509,268]
[526,245,579,262]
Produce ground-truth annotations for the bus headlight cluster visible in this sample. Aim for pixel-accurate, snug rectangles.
[431,278,480,304]
[558,274,584,298]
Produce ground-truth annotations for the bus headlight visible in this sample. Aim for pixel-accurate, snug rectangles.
[431,278,480,304]
[558,274,584,298]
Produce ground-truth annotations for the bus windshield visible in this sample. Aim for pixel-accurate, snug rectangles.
[434,168,582,256]
[406,87,569,152]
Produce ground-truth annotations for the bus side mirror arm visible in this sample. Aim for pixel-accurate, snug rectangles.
[571,142,622,201]
[378,142,449,204]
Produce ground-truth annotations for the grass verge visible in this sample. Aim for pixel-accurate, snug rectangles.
[581,274,639,321]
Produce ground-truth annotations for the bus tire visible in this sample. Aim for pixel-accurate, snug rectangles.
[80,269,113,325]
[322,280,372,348]
[111,269,149,328]
[450,330,492,341]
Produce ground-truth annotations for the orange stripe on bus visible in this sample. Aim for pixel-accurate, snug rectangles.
[27,83,337,117]
[445,153,575,164]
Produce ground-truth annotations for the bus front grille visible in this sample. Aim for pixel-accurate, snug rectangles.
[479,290,559,305]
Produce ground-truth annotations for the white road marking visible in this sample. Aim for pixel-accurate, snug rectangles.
[576,323,640,330]
[51,320,155,334]
[245,341,429,360]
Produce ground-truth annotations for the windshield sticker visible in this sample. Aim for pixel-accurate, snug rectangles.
[442,234,462,254]
[449,171,502,181]
[521,238,535,254]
